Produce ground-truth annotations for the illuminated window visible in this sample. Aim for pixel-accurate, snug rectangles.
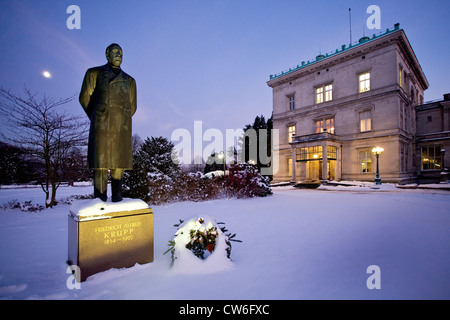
[316,87,323,104]
[360,110,371,132]
[325,84,333,101]
[297,145,336,161]
[359,72,370,93]
[360,150,372,173]
[298,146,323,161]
[288,125,296,143]
[399,67,403,88]
[421,146,442,170]
[316,84,333,104]
[315,120,323,133]
[327,146,337,160]
[315,118,335,134]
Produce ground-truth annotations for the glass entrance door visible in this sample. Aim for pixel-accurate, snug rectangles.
[306,160,336,181]
[298,145,337,181]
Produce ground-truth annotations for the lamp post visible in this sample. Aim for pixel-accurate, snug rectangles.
[440,148,447,183]
[217,151,226,173]
[372,146,384,185]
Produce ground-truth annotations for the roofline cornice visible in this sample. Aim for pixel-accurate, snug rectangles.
[267,24,428,91]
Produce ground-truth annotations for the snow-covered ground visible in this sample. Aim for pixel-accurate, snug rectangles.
[0,184,449,300]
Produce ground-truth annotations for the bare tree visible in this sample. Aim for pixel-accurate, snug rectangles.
[132,133,143,155]
[0,87,89,208]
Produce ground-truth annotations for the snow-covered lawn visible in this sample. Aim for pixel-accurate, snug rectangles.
[0,185,449,300]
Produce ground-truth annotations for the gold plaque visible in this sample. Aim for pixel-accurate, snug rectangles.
[68,207,153,282]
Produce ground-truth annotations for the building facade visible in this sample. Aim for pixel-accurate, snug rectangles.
[415,94,450,183]
[267,23,435,184]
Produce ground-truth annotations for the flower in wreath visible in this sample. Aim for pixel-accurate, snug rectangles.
[164,215,241,274]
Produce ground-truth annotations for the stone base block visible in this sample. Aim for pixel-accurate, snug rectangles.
[67,204,153,282]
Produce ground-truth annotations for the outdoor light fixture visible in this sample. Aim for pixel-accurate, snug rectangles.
[372,146,384,185]
[218,152,226,172]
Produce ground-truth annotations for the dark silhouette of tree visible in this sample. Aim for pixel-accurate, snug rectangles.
[0,87,88,207]
[241,113,273,179]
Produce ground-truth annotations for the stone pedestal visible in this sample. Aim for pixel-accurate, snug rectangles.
[67,199,153,282]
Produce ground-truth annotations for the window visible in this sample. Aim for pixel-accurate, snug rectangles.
[315,118,335,134]
[327,146,337,160]
[288,125,296,143]
[399,67,403,88]
[316,84,333,104]
[359,72,370,93]
[316,87,323,104]
[404,71,407,90]
[288,158,292,176]
[360,151,372,173]
[400,142,409,172]
[360,110,371,132]
[325,84,333,102]
[400,102,407,131]
[288,95,295,110]
[298,146,323,161]
[421,146,442,170]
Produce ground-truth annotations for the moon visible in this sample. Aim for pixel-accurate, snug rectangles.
[42,71,51,78]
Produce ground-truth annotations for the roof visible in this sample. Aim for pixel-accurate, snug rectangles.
[268,23,402,81]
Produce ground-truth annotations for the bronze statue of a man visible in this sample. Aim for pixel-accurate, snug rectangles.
[79,43,137,202]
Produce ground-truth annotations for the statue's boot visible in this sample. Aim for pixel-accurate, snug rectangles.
[111,178,123,202]
[93,169,108,202]
[94,187,107,202]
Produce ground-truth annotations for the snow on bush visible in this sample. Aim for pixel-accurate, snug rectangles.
[124,159,272,205]
[0,199,44,212]
[0,194,93,212]
[222,163,272,198]
[164,216,241,274]
[146,172,174,205]
[171,172,222,202]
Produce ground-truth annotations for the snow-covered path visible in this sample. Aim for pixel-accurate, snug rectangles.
[0,185,449,299]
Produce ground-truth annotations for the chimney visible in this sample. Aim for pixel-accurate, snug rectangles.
[444,93,450,101]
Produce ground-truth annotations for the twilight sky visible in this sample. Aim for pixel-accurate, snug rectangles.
[0,0,449,147]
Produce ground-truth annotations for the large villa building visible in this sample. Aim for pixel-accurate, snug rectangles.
[267,23,449,184]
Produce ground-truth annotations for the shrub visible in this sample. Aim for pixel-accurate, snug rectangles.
[122,156,150,202]
[222,163,272,198]
[124,146,272,204]
[147,173,174,205]
[172,172,223,202]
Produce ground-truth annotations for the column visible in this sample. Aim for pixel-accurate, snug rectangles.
[322,144,328,181]
[336,145,341,181]
[291,147,296,183]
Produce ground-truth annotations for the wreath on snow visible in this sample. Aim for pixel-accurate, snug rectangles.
[164,216,241,266]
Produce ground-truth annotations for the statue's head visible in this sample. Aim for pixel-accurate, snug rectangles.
[106,43,122,67]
